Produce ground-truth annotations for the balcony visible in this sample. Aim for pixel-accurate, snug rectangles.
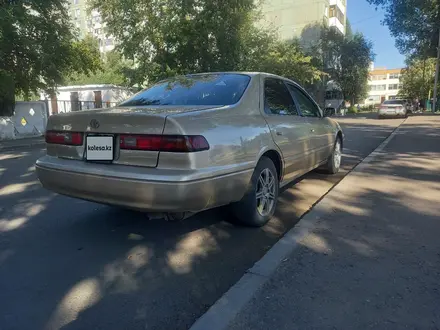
[329,0,346,14]
[329,17,345,34]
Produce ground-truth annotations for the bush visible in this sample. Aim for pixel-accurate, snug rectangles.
[347,106,358,114]
[358,104,375,112]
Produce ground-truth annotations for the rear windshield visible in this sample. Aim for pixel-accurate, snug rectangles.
[383,100,405,105]
[120,74,251,107]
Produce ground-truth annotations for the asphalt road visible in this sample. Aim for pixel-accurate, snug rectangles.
[0,115,404,330]
[229,115,440,329]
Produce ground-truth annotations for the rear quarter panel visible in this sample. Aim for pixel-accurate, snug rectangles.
[159,75,280,177]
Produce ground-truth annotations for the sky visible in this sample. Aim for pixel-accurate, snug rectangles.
[347,0,406,69]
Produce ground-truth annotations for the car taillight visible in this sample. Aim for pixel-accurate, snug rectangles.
[120,135,209,152]
[45,131,83,146]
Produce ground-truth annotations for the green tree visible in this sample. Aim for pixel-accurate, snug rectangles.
[89,0,322,87]
[0,0,101,115]
[315,26,374,105]
[366,0,439,58]
[399,58,437,100]
[246,40,322,86]
[65,47,135,86]
[90,0,256,84]
[337,33,374,104]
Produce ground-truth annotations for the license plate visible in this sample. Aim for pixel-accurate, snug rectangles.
[86,136,114,160]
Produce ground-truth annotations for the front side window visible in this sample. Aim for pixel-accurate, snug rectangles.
[264,79,298,115]
[287,84,321,117]
[120,74,251,107]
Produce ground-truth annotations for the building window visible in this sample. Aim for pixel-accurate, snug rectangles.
[73,0,79,4]
[105,38,113,46]
[371,74,387,80]
[370,85,386,91]
[389,73,400,79]
[398,84,403,89]
[388,84,399,90]
[329,5,345,23]
[75,9,80,18]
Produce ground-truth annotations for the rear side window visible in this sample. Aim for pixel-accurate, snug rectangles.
[383,100,405,105]
[287,84,321,118]
[120,74,251,107]
[264,78,298,115]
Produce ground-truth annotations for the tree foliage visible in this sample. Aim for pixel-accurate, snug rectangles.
[0,0,101,115]
[399,58,437,99]
[309,25,374,104]
[366,0,440,58]
[337,33,375,104]
[89,0,322,86]
[65,47,135,86]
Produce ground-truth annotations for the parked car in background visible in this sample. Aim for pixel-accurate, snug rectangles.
[36,72,344,227]
[378,99,409,119]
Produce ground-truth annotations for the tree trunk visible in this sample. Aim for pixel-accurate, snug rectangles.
[0,88,15,117]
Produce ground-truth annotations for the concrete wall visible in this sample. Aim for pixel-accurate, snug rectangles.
[0,117,15,140]
[44,86,133,115]
[0,101,48,141]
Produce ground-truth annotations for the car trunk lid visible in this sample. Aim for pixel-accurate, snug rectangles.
[46,105,218,168]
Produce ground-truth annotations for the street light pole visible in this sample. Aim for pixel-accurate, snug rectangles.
[433,29,440,112]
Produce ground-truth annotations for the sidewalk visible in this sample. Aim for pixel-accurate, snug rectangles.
[193,116,440,329]
[0,136,45,152]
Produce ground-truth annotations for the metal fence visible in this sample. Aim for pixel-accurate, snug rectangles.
[56,100,119,113]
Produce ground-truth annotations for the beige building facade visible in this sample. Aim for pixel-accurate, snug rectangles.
[260,0,347,41]
[68,0,115,53]
[364,67,404,105]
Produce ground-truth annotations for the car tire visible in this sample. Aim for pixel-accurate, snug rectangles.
[322,137,342,174]
[229,157,279,227]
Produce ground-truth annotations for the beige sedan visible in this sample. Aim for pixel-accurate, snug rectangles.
[36,72,343,227]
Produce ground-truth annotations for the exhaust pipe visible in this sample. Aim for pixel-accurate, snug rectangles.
[146,212,194,222]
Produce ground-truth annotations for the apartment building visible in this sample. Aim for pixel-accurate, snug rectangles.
[364,67,403,105]
[68,0,114,53]
[260,0,347,41]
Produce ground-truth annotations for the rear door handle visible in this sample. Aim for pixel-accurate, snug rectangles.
[276,131,283,136]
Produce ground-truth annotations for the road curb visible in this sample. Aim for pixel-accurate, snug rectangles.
[189,119,407,330]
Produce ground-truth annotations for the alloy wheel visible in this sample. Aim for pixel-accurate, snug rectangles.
[256,168,276,217]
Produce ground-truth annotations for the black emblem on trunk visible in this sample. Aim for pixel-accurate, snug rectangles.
[90,119,100,129]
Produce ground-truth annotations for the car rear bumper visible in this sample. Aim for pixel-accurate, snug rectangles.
[378,111,406,117]
[36,156,253,212]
